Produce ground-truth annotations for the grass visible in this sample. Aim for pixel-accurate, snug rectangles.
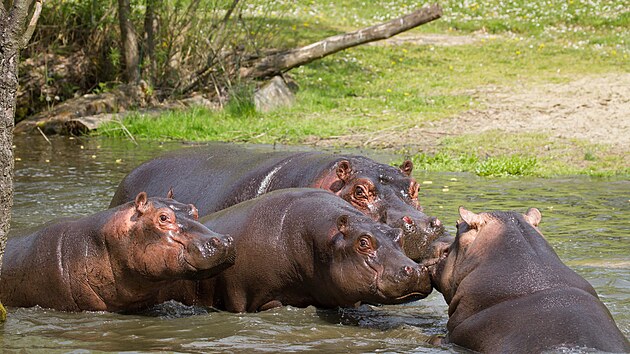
[96,0,630,177]
[408,152,538,177]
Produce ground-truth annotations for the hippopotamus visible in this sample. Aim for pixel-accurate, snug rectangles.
[0,192,236,313]
[109,144,447,262]
[159,188,433,312]
[426,206,630,353]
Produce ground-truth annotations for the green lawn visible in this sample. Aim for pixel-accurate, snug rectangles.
[98,0,629,177]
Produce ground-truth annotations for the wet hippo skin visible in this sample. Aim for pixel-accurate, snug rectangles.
[160,188,433,312]
[427,207,630,353]
[0,192,235,312]
[109,144,447,262]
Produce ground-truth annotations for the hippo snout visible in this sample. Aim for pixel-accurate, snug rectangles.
[184,234,236,278]
[402,215,442,230]
[401,265,414,276]
[195,235,234,259]
[377,262,432,303]
[209,235,234,249]
[397,215,448,263]
[402,216,417,233]
[397,263,428,281]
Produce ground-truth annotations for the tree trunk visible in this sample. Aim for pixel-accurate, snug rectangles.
[119,0,140,83]
[0,0,43,322]
[240,3,442,80]
[143,0,158,85]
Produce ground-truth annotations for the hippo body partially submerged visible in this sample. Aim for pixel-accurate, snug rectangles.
[109,145,446,262]
[0,193,235,313]
[428,207,630,353]
[161,188,433,312]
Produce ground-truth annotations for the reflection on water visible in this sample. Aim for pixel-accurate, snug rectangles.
[2,135,628,352]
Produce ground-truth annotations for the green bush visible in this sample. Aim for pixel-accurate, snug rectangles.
[475,156,538,177]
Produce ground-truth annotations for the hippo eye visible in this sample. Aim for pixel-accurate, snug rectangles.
[159,214,169,222]
[354,186,367,199]
[358,236,374,253]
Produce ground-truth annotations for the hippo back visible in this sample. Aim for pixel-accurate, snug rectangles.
[431,208,630,353]
[109,144,447,263]
[1,195,235,312]
[109,145,328,215]
[0,213,114,311]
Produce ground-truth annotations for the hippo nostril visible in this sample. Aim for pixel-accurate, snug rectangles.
[226,236,234,245]
[402,216,414,225]
[431,217,442,228]
[210,237,222,247]
[402,266,414,276]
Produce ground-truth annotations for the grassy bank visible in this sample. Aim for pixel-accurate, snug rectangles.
[97,0,629,177]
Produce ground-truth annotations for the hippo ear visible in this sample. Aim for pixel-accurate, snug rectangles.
[524,208,542,227]
[188,204,199,220]
[166,187,174,199]
[399,160,413,176]
[134,192,149,214]
[336,215,349,235]
[336,160,352,182]
[459,206,484,229]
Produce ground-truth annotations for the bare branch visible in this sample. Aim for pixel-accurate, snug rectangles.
[241,3,442,80]
[21,0,43,48]
[218,0,239,31]
[180,0,241,93]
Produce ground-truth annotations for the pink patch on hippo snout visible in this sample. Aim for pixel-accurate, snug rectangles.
[210,237,223,247]
[402,216,417,233]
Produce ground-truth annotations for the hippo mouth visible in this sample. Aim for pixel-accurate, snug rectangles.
[368,264,433,304]
[394,291,428,302]
[181,245,236,279]
[182,255,234,280]
[370,262,432,303]
[371,287,429,305]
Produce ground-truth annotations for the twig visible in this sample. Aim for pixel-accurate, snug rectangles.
[210,73,223,108]
[36,126,52,145]
[115,118,138,146]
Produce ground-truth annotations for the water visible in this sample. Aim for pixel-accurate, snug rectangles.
[1,135,628,352]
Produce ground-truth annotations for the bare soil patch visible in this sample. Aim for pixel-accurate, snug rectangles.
[313,72,630,154]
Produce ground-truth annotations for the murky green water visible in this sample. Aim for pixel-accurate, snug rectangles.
[2,135,628,352]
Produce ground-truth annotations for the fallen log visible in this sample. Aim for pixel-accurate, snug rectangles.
[240,3,442,80]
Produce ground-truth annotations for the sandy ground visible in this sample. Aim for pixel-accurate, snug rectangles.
[417,73,630,151]
[319,33,630,154]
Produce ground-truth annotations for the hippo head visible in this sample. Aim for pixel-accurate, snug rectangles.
[427,206,542,304]
[322,214,433,307]
[115,192,236,281]
[319,157,448,262]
